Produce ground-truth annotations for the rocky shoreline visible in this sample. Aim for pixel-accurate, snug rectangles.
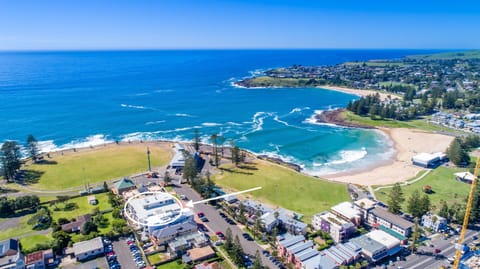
[257,155,302,172]
[314,109,375,129]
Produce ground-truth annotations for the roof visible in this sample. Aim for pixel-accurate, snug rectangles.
[331,202,360,219]
[371,208,414,230]
[302,253,336,269]
[287,240,314,255]
[378,225,407,241]
[128,192,183,226]
[366,230,401,250]
[354,198,376,209]
[187,246,215,262]
[61,214,92,232]
[151,220,197,239]
[260,212,278,227]
[411,152,445,164]
[168,232,206,249]
[113,178,135,190]
[72,237,103,256]
[0,239,18,257]
[296,248,319,262]
[455,172,475,182]
[25,251,44,265]
[350,235,385,256]
[278,234,305,248]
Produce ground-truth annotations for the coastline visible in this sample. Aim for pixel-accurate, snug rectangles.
[322,127,454,185]
[318,85,399,102]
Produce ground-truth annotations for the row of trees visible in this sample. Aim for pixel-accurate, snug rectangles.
[1,134,40,182]
[446,135,480,166]
[224,227,263,268]
[0,195,40,217]
[387,183,430,218]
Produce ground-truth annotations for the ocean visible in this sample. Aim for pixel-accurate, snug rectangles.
[0,50,438,175]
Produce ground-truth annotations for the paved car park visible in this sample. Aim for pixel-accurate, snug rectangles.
[62,257,109,269]
[174,183,281,269]
[113,238,144,269]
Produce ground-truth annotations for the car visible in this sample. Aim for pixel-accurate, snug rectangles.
[215,240,223,246]
[262,250,270,256]
[200,216,209,222]
[219,212,226,218]
[197,212,205,218]
[242,233,253,241]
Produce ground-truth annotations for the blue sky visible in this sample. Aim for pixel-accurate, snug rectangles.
[0,0,479,50]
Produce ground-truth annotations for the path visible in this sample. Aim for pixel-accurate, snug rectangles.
[373,169,432,192]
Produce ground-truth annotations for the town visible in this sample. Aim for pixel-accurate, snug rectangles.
[1,137,480,269]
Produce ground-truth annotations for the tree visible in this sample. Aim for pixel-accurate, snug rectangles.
[210,134,219,166]
[230,141,242,167]
[193,128,201,152]
[52,230,71,254]
[410,218,421,253]
[26,134,40,162]
[224,227,234,253]
[182,153,198,184]
[82,221,98,235]
[446,137,470,166]
[232,235,245,267]
[388,183,405,214]
[1,141,21,182]
[438,200,449,219]
[163,171,172,186]
[252,250,263,269]
[112,208,122,219]
[407,190,430,218]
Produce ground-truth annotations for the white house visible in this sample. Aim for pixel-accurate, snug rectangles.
[73,237,104,261]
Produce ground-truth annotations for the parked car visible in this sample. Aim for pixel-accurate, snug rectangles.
[216,231,225,240]
[197,212,205,218]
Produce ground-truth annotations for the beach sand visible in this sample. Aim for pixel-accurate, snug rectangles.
[319,85,398,101]
[323,128,455,186]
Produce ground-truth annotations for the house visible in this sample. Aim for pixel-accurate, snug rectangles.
[367,208,413,237]
[260,212,279,233]
[455,171,475,184]
[151,221,198,246]
[182,246,216,264]
[312,212,356,243]
[72,237,104,261]
[168,232,208,258]
[170,143,186,168]
[61,214,92,233]
[87,195,98,205]
[350,235,387,262]
[0,239,24,269]
[330,202,362,226]
[277,234,318,269]
[195,262,221,269]
[25,251,45,269]
[422,213,447,232]
[411,152,447,168]
[112,178,136,196]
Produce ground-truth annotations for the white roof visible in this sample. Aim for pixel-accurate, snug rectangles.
[412,152,445,163]
[73,237,103,255]
[128,192,183,226]
[331,202,360,219]
[455,172,475,182]
[354,198,376,209]
[366,230,400,250]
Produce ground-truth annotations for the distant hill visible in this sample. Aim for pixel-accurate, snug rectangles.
[407,50,480,60]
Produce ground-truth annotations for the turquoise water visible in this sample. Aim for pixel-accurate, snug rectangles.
[0,50,434,175]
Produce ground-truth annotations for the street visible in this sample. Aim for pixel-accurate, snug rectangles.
[173,182,280,269]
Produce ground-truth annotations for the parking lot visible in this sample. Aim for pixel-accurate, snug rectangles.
[62,257,109,269]
[113,238,144,269]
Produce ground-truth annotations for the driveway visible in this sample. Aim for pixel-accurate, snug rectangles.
[62,256,108,269]
[174,183,280,269]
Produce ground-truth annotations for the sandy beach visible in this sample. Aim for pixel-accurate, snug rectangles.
[319,85,399,101]
[323,128,454,185]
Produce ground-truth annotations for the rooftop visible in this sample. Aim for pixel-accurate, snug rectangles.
[128,192,183,226]
[72,237,103,255]
[113,178,135,191]
[366,230,401,250]
[354,198,376,209]
[187,246,215,262]
[25,251,43,264]
[350,235,385,255]
[371,208,414,230]
[331,202,360,219]
[0,239,18,257]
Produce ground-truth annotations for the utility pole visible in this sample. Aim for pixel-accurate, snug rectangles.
[147,147,151,172]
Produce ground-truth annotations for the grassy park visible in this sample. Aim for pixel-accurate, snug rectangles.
[214,160,349,222]
[19,234,52,253]
[374,166,471,211]
[47,192,112,221]
[22,143,171,190]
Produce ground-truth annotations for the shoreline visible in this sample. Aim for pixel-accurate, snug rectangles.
[318,85,399,102]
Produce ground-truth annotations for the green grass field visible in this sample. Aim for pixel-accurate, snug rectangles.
[374,166,471,211]
[23,144,171,190]
[156,260,184,269]
[214,161,349,223]
[344,61,406,67]
[20,234,52,253]
[407,50,480,60]
[48,193,112,221]
[341,111,461,133]
[147,253,167,265]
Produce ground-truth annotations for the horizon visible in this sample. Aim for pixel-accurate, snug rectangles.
[1,0,480,50]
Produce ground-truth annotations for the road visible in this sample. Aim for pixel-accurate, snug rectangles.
[173,183,280,269]
[376,229,478,269]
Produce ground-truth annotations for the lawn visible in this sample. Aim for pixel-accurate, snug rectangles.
[20,234,52,253]
[340,111,462,133]
[48,193,112,221]
[374,166,471,211]
[147,253,167,265]
[23,144,171,190]
[156,260,184,269]
[214,160,349,223]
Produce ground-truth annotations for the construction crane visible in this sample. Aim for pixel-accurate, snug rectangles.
[453,156,480,269]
